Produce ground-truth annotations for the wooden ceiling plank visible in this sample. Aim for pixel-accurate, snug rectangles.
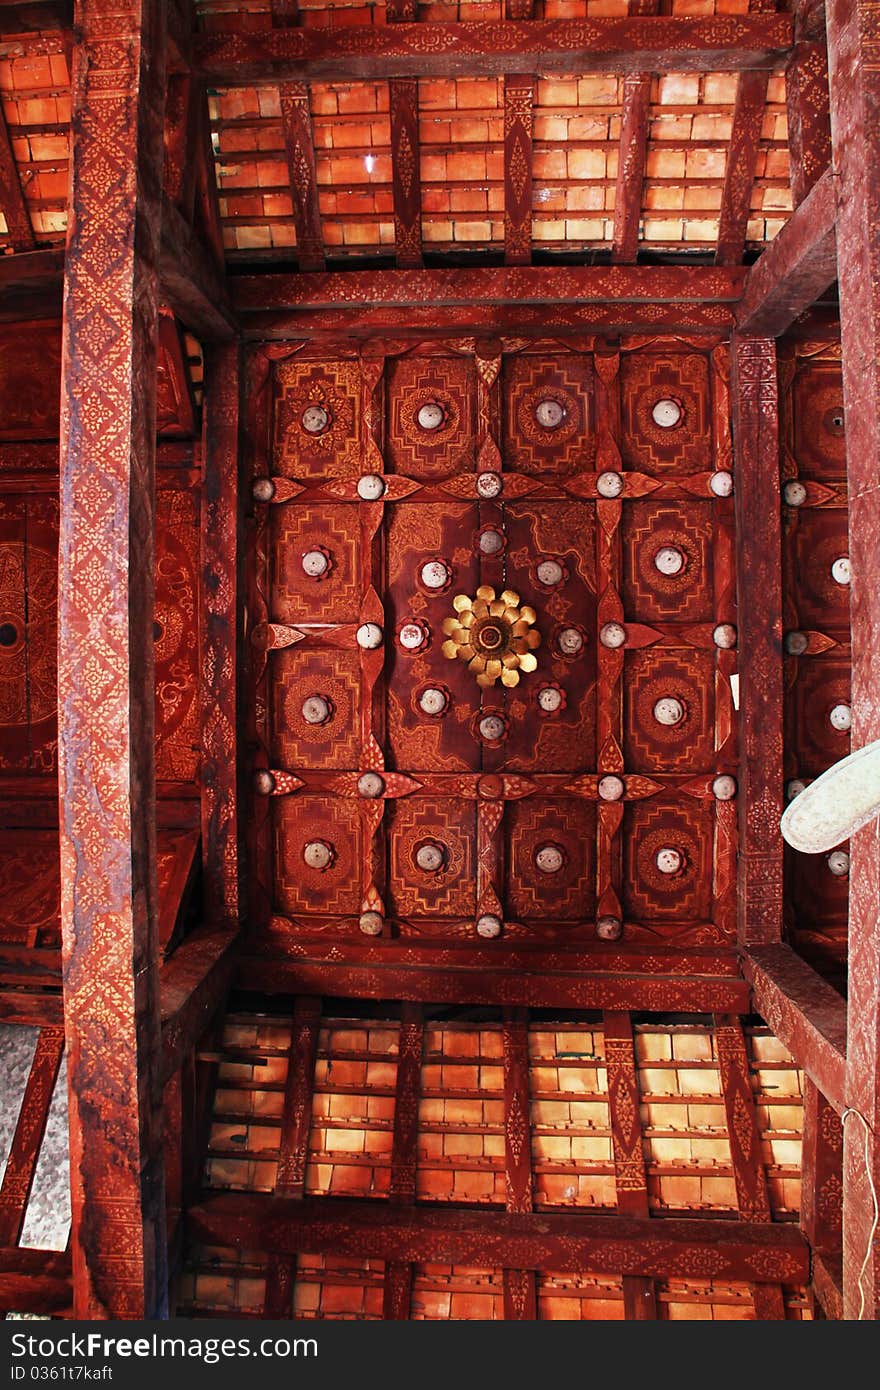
[715,70,770,267]
[825,0,880,1323]
[58,0,168,1320]
[0,1026,63,1247]
[736,166,836,337]
[730,336,783,946]
[389,78,423,270]
[0,98,36,250]
[742,945,846,1115]
[280,81,325,273]
[264,995,321,1318]
[503,74,534,268]
[194,17,793,86]
[188,1193,811,1284]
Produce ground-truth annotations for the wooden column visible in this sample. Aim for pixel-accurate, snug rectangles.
[730,337,784,947]
[604,1012,657,1320]
[201,341,242,931]
[264,996,321,1317]
[825,0,880,1321]
[801,1078,843,1318]
[58,0,167,1319]
[383,1002,423,1319]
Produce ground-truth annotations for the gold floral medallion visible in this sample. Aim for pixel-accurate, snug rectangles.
[441,585,541,689]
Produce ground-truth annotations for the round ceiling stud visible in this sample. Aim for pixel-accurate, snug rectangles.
[252,477,276,503]
[359,911,384,936]
[420,560,449,590]
[476,471,503,500]
[417,401,445,432]
[783,480,807,507]
[478,528,505,556]
[357,772,385,798]
[301,549,330,579]
[596,915,623,941]
[538,686,563,714]
[600,622,626,650]
[535,398,566,430]
[597,470,623,499]
[557,627,584,657]
[535,843,565,875]
[710,471,734,498]
[357,474,386,501]
[827,850,850,877]
[536,559,565,587]
[598,775,625,802]
[419,686,449,717]
[253,770,275,797]
[356,623,383,650]
[303,841,334,871]
[787,779,808,801]
[654,546,685,576]
[415,842,446,873]
[655,846,684,876]
[301,404,330,436]
[829,703,852,732]
[398,621,428,652]
[713,623,737,650]
[831,556,851,586]
[712,774,737,802]
[785,631,809,656]
[479,713,506,743]
[476,913,502,939]
[301,695,332,726]
[653,696,685,727]
[652,397,683,429]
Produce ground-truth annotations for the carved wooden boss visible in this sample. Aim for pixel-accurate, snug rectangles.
[245,336,740,951]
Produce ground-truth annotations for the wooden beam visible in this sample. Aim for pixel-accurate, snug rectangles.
[389,78,423,270]
[0,1027,63,1245]
[383,1002,422,1319]
[612,74,650,264]
[800,1077,843,1319]
[730,336,783,946]
[159,195,236,341]
[503,75,533,267]
[605,1011,657,1320]
[825,0,880,1322]
[742,945,846,1114]
[0,98,35,249]
[194,17,793,86]
[736,167,837,336]
[201,340,242,931]
[279,82,324,273]
[58,0,167,1320]
[502,1008,536,1320]
[188,1193,811,1284]
[159,926,237,1086]
[264,996,321,1317]
[0,1248,71,1317]
[716,71,769,267]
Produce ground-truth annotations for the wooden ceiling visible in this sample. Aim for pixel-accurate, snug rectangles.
[0,0,798,266]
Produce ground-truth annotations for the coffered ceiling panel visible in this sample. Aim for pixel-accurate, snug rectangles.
[247,334,737,951]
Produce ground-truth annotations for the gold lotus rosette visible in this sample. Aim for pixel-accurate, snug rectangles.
[441,585,541,689]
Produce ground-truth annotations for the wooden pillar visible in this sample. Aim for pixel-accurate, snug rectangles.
[801,1078,843,1318]
[604,1013,657,1320]
[730,337,784,946]
[825,0,880,1321]
[201,341,242,931]
[58,0,168,1319]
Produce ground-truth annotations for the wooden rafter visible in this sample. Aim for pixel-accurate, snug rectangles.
[502,1008,536,1320]
[503,75,533,267]
[736,166,837,337]
[188,1193,811,1284]
[604,1012,657,1320]
[194,17,793,87]
[383,1002,422,1319]
[389,79,423,269]
[58,0,168,1320]
[610,0,656,265]
[0,97,35,250]
[0,1027,64,1246]
[279,82,325,273]
[716,70,770,266]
